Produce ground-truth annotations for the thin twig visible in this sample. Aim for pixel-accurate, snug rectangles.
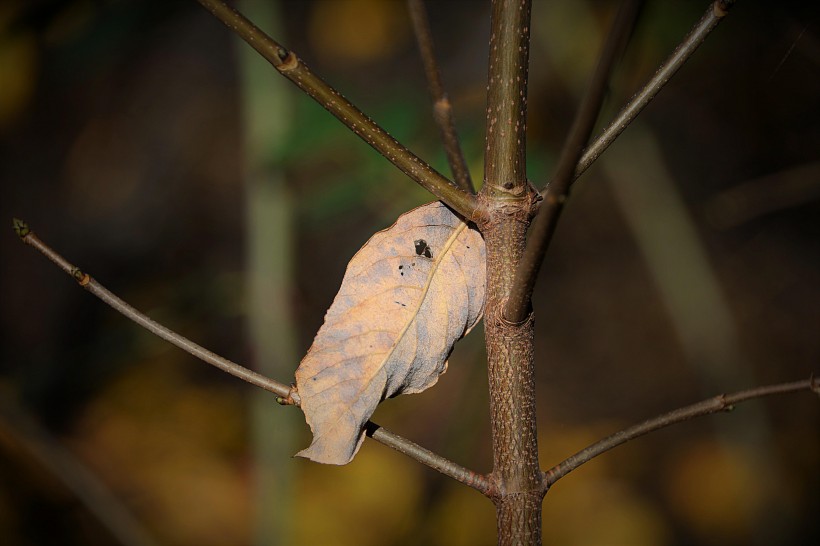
[543,377,819,490]
[13,219,491,495]
[195,0,480,221]
[365,422,492,496]
[407,0,474,194]
[574,0,737,182]
[505,0,643,323]
[13,220,293,399]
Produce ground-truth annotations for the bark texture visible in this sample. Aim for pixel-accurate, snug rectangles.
[480,196,543,545]
[480,0,543,543]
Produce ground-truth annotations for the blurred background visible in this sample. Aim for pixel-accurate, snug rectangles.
[1,0,818,544]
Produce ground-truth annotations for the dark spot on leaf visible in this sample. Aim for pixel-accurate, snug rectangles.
[398,265,403,269]
[414,239,433,259]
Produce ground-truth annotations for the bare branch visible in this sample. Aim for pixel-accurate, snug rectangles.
[407,0,475,194]
[574,0,737,182]
[14,219,491,495]
[365,422,492,496]
[15,221,293,399]
[195,0,480,220]
[543,377,819,490]
[505,0,643,323]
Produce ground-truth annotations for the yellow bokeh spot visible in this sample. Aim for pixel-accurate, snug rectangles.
[429,484,496,545]
[294,444,422,545]
[540,423,670,546]
[0,32,37,129]
[308,0,408,64]
[663,439,769,543]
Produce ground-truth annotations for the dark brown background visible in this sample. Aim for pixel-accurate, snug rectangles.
[1,1,818,544]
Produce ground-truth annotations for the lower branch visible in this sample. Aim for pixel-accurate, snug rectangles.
[365,422,491,495]
[543,377,819,489]
[13,219,490,494]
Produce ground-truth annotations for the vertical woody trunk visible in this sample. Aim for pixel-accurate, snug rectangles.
[479,0,543,544]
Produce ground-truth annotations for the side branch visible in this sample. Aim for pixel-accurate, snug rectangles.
[13,219,490,495]
[407,0,475,194]
[574,0,737,181]
[13,221,291,398]
[504,0,642,323]
[543,377,819,489]
[196,0,480,220]
[365,423,492,496]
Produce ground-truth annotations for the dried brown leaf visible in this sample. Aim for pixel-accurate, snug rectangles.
[294,201,486,464]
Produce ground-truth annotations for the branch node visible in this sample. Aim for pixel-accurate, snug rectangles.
[12,218,30,238]
[713,0,734,18]
[810,373,819,395]
[497,303,533,329]
[277,383,301,406]
[277,50,298,72]
[433,96,451,116]
[70,267,90,286]
[476,181,540,230]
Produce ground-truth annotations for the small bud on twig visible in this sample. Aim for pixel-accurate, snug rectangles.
[12,218,30,238]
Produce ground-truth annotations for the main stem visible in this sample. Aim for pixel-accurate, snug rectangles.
[480,1,543,544]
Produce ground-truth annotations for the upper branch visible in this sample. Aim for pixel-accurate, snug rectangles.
[543,377,819,490]
[196,0,480,220]
[574,0,737,181]
[408,0,475,194]
[504,0,643,323]
[481,0,532,199]
[13,219,490,495]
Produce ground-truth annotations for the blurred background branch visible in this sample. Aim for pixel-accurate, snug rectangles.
[574,0,735,181]
[0,395,157,546]
[407,0,474,194]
